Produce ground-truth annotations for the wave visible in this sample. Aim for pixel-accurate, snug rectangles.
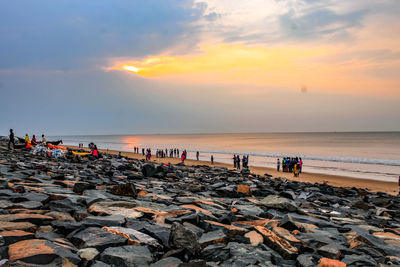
[186,149,400,167]
[58,138,400,167]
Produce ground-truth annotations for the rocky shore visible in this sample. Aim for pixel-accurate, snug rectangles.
[1,140,400,266]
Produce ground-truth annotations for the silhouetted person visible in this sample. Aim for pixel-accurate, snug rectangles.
[8,129,15,150]
[196,151,199,161]
[211,155,214,164]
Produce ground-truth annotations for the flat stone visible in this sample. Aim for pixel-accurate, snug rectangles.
[70,227,126,252]
[318,257,346,267]
[236,184,251,195]
[88,201,143,219]
[8,238,80,265]
[83,215,125,227]
[45,211,75,221]
[199,230,227,248]
[244,231,264,246]
[0,214,53,225]
[259,195,298,212]
[0,222,37,232]
[255,226,298,259]
[102,226,162,249]
[150,257,182,267]
[110,183,137,197]
[100,245,153,267]
[78,247,99,261]
[0,230,35,245]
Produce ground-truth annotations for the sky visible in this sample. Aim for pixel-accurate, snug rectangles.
[0,0,399,135]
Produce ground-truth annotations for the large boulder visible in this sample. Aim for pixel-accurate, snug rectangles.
[141,164,157,177]
[169,222,201,255]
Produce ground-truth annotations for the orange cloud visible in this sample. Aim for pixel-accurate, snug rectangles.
[106,43,400,96]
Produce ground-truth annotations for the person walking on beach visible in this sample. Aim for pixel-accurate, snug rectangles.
[41,134,47,145]
[196,151,199,161]
[211,155,214,165]
[233,155,236,169]
[277,158,280,171]
[8,129,15,150]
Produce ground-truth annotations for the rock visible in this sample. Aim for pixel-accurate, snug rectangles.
[78,247,99,261]
[202,244,230,262]
[73,182,95,194]
[318,257,346,267]
[8,239,80,265]
[244,231,263,246]
[280,215,299,231]
[70,227,126,251]
[150,257,182,267]
[83,215,125,227]
[0,214,53,225]
[260,195,298,211]
[296,254,316,267]
[0,230,35,245]
[0,222,37,232]
[255,226,298,259]
[236,184,251,195]
[110,183,137,197]
[102,226,162,249]
[141,164,157,177]
[45,211,75,221]
[88,201,143,218]
[317,243,346,259]
[199,230,227,248]
[100,245,153,267]
[169,222,201,255]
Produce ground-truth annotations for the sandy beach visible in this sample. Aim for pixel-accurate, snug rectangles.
[67,145,398,195]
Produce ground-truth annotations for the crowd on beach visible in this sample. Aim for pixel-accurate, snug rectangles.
[7,129,49,150]
[277,157,303,177]
[7,129,303,177]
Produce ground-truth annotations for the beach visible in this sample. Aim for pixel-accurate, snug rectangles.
[67,145,398,195]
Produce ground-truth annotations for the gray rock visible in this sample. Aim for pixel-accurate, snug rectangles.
[70,227,126,251]
[260,195,298,211]
[169,222,201,255]
[100,245,153,267]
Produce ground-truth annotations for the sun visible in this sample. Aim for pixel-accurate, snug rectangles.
[123,65,139,73]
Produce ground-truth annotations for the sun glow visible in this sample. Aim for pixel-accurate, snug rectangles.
[123,65,139,73]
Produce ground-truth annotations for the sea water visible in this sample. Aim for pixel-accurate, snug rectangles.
[51,132,400,182]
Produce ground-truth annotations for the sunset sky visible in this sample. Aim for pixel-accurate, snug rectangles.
[1,0,399,135]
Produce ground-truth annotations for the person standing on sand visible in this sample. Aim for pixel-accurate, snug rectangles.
[294,163,299,177]
[8,129,15,150]
[277,158,280,171]
[236,155,240,169]
[196,151,199,161]
[211,155,214,164]
[233,155,236,169]
[41,134,47,145]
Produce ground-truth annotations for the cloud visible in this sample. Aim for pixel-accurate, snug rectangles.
[0,0,208,70]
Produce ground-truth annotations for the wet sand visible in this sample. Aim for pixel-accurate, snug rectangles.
[67,146,398,195]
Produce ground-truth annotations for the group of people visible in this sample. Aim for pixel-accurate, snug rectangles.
[232,155,250,170]
[7,129,48,150]
[277,157,303,177]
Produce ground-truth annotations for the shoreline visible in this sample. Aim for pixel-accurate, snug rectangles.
[67,145,398,195]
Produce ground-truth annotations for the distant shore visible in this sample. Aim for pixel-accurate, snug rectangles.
[67,145,398,195]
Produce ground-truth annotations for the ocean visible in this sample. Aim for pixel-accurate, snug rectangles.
[50,132,400,182]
